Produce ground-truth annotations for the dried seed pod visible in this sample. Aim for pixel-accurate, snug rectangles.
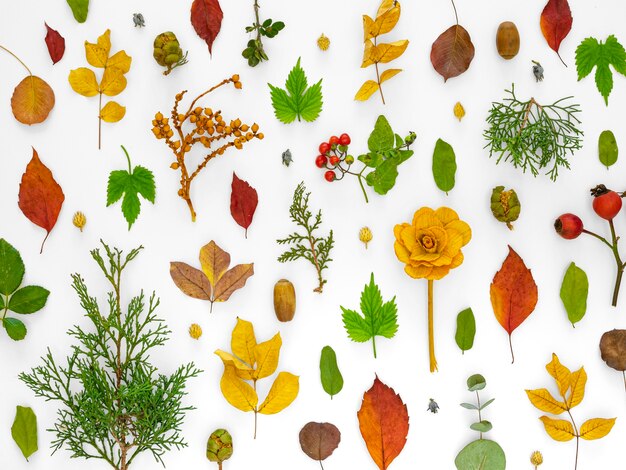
[73,211,86,231]
[453,102,465,121]
[359,227,373,248]
[530,450,543,466]
[490,186,521,230]
[189,323,202,339]
[496,21,520,60]
[207,429,233,466]
[317,33,330,51]
[274,279,296,322]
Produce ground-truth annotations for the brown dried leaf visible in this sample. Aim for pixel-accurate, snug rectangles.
[199,240,230,286]
[11,76,55,125]
[600,329,626,371]
[299,422,341,463]
[213,263,254,302]
[169,262,212,300]
[430,24,475,82]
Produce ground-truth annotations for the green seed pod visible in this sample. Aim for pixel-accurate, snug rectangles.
[207,429,233,466]
[153,32,188,75]
[490,186,521,230]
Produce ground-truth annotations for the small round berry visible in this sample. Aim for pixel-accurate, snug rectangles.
[329,155,340,166]
[554,213,584,239]
[315,155,328,168]
[345,155,355,165]
[591,185,622,220]
[329,136,340,146]
[339,133,351,146]
[319,142,331,155]
[324,170,336,182]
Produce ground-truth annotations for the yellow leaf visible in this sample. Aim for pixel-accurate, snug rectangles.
[363,15,375,41]
[215,349,255,381]
[379,68,402,84]
[373,40,409,64]
[100,101,125,123]
[85,29,111,68]
[539,416,576,442]
[580,417,616,440]
[231,318,256,367]
[526,388,568,414]
[253,333,282,380]
[546,353,571,397]
[100,67,127,97]
[376,0,397,17]
[369,4,400,38]
[453,102,466,121]
[258,372,299,415]
[220,364,258,412]
[68,68,100,97]
[107,50,132,74]
[567,367,587,409]
[361,39,376,68]
[199,240,231,287]
[354,80,380,101]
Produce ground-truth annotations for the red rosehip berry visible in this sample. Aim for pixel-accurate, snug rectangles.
[329,136,340,146]
[324,170,336,182]
[319,142,330,155]
[591,185,623,220]
[339,133,351,146]
[315,155,328,168]
[554,213,584,239]
[329,155,340,166]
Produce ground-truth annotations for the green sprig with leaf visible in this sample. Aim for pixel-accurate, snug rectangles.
[242,0,284,67]
[277,182,333,293]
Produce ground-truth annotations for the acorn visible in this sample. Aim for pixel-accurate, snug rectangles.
[496,21,520,60]
[273,279,296,322]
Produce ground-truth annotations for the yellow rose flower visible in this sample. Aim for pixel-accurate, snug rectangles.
[394,207,471,280]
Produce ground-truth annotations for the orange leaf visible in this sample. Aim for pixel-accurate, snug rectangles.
[490,246,538,363]
[18,148,64,253]
[540,0,572,66]
[11,76,55,125]
[430,24,475,82]
[357,377,409,470]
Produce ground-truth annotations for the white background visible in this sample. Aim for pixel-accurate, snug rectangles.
[1,0,626,469]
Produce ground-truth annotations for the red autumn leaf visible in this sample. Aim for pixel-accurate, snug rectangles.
[190,0,223,55]
[490,245,538,363]
[44,22,65,64]
[430,24,475,81]
[230,172,258,238]
[18,148,65,253]
[357,376,409,470]
[540,0,573,66]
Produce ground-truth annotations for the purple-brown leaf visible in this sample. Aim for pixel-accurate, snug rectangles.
[299,422,341,463]
[430,24,475,82]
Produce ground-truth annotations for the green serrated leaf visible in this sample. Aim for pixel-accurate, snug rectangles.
[455,308,475,354]
[320,346,343,399]
[0,239,25,295]
[11,406,38,461]
[66,0,89,23]
[599,130,618,168]
[432,138,457,194]
[367,115,394,153]
[560,262,588,327]
[107,170,129,205]
[8,286,49,314]
[576,35,626,105]
[4,317,27,341]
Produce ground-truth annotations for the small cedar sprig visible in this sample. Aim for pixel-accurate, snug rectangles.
[277,182,334,293]
[151,75,263,221]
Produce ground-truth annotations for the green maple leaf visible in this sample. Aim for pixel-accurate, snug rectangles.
[576,35,626,105]
[107,146,156,229]
[341,273,398,358]
[268,57,323,123]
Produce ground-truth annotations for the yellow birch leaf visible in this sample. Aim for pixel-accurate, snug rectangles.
[231,317,256,367]
[376,0,397,17]
[220,364,258,412]
[258,372,299,415]
[361,39,376,67]
[68,68,100,97]
[85,29,111,68]
[580,417,616,440]
[354,80,380,101]
[567,367,587,409]
[546,353,571,397]
[379,68,402,84]
[253,333,282,380]
[369,5,400,38]
[373,40,409,64]
[526,388,568,414]
[107,50,132,74]
[100,67,127,97]
[215,349,255,381]
[199,240,231,288]
[100,101,125,123]
[539,416,576,441]
[363,15,376,41]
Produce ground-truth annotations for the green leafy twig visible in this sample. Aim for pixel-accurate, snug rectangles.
[277,182,333,293]
[484,84,583,181]
[242,0,284,67]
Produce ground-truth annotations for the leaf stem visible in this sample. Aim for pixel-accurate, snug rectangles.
[40,231,50,254]
[98,93,102,150]
[357,167,369,203]
[0,44,32,75]
[566,409,579,470]
[120,145,132,173]
[508,334,515,364]
[371,335,377,359]
[427,280,437,372]
[374,61,386,105]
[622,370,626,393]
[476,390,482,439]
[450,0,458,25]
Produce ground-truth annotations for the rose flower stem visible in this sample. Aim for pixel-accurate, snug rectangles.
[428,279,437,373]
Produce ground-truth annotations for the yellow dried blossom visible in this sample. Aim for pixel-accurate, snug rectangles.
[530,450,543,467]
[359,227,373,249]
[317,33,330,51]
[189,323,202,340]
[454,102,465,121]
[73,211,86,232]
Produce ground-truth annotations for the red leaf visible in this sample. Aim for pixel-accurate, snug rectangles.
[230,172,258,238]
[44,23,65,64]
[190,0,223,55]
[18,148,65,253]
[540,0,573,66]
[357,377,409,470]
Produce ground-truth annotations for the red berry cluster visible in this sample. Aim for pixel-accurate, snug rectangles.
[315,133,352,183]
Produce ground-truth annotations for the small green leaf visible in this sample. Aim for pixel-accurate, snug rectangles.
[358,152,383,168]
[455,439,506,470]
[8,286,49,314]
[432,138,456,194]
[455,308,476,354]
[598,130,618,168]
[0,239,25,295]
[460,402,478,410]
[470,420,493,433]
[467,374,486,391]
[367,115,394,153]
[479,398,495,410]
[11,406,38,460]
[320,346,343,399]
[560,262,589,327]
[4,317,27,340]
[66,0,89,23]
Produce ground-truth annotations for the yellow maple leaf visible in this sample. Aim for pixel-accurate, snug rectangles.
[100,101,125,123]
[539,416,576,442]
[580,417,616,440]
[526,388,568,415]
[258,372,299,415]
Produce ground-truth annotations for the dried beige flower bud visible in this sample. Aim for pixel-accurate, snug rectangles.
[189,323,202,340]
[317,33,330,51]
[73,211,86,232]
[359,227,373,249]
